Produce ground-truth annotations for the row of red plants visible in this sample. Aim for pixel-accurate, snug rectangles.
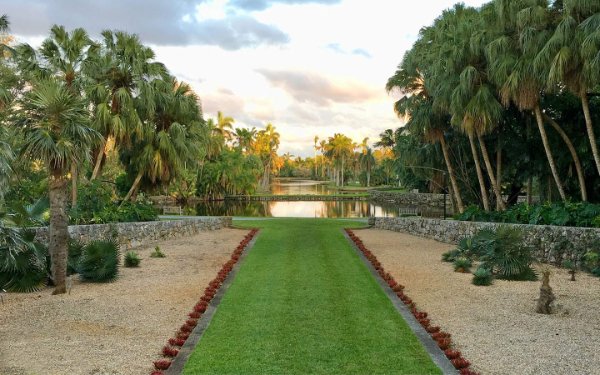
[345,229,479,375]
[151,229,259,374]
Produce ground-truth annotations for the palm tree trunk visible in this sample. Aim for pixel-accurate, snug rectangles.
[527,176,533,205]
[543,113,587,201]
[533,105,566,201]
[341,156,345,187]
[580,90,600,177]
[71,164,78,207]
[468,132,490,211]
[90,140,106,181]
[496,146,502,210]
[48,171,69,295]
[477,134,506,211]
[121,171,143,205]
[439,136,465,214]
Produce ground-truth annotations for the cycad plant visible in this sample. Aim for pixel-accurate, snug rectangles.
[480,226,537,280]
[77,239,120,282]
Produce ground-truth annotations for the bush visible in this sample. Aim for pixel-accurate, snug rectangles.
[0,226,48,293]
[67,239,84,276]
[472,266,493,286]
[150,246,166,258]
[124,251,141,267]
[77,240,120,282]
[453,257,472,273]
[442,249,460,262]
[480,226,537,281]
[455,202,600,228]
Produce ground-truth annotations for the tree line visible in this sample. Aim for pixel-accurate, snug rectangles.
[386,0,600,212]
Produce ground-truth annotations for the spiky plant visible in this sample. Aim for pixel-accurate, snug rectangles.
[453,257,472,273]
[77,239,120,282]
[67,239,84,276]
[124,251,141,267]
[481,226,537,280]
[472,266,493,286]
[0,225,48,292]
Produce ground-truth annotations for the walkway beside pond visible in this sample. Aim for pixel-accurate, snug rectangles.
[181,219,442,374]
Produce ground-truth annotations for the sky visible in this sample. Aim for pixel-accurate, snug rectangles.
[1,0,488,157]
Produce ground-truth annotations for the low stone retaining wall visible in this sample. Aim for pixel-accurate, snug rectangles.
[373,217,600,264]
[34,217,232,249]
[369,191,447,209]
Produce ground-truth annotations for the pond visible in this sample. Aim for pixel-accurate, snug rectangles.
[191,178,417,218]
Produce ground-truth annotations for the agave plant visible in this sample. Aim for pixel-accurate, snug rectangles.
[77,239,120,282]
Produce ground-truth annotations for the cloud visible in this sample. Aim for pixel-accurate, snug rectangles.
[200,88,245,118]
[256,69,380,107]
[0,0,289,49]
[352,48,371,58]
[228,0,341,11]
[326,43,371,58]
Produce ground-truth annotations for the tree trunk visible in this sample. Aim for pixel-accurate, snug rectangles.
[341,156,345,187]
[580,90,600,177]
[71,164,78,207]
[90,140,106,181]
[367,169,371,187]
[478,134,506,211]
[439,136,465,214]
[527,176,533,205]
[496,146,502,211]
[468,132,490,211]
[48,171,70,295]
[534,105,566,201]
[543,113,587,201]
[121,171,143,205]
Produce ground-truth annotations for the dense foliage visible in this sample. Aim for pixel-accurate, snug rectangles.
[387,0,600,211]
[456,201,600,227]
[77,240,120,282]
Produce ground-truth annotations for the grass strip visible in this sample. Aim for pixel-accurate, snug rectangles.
[182,218,441,374]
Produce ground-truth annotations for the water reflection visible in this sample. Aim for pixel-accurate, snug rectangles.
[270,178,333,195]
[195,200,407,218]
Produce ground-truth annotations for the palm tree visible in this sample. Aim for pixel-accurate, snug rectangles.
[374,129,395,149]
[215,111,235,143]
[122,77,202,202]
[313,135,319,177]
[536,0,600,177]
[254,123,280,189]
[234,127,256,153]
[486,0,567,200]
[86,30,167,181]
[326,133,354,186]
[19,78,99,294]
[36,25,93,206]
[359,147,375,187]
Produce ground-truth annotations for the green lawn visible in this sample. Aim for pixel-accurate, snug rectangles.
[182,219,441,375]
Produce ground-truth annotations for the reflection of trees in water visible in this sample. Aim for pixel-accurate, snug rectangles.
[194,200,420,218]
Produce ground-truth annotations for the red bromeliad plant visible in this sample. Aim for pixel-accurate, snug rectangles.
[150,229,259,374]
[345,229,480,375]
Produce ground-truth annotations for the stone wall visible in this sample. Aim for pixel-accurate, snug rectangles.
[369,191,448,209]
[373,217,600,264]
[34,217,232,249]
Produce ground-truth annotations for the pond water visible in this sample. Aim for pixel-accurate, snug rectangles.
[194,199,406,218]
[191,178,415,218]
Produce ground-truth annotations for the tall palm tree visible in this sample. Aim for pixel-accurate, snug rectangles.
[254,123,280,189]
[326,133,354,186]
[536,0,600,177]
[36,25,93,206]
[486,0,567,201]
[0,15,14,197]
[122,77,202,202]
[313,135,319,177]
[359,147,375,187]
[19,78,99,294]
[86,30,167,181]
[215,111,235,143]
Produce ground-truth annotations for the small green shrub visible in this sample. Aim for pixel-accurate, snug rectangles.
[472,266,493,286]
[561,259,577,281]
[0,226,48,292]
[77,240,120,282]
[124,251,141,267]
[453,257,472,273]
[442,249,460,262]
[150,246,166,258]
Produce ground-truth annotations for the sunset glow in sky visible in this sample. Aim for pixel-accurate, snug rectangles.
[2,0,488,156]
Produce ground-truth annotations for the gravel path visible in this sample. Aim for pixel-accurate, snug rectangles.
[0,228,248,375]
[356,228,600,375]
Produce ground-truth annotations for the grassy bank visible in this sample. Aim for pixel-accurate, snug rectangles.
[182,219,441,374]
